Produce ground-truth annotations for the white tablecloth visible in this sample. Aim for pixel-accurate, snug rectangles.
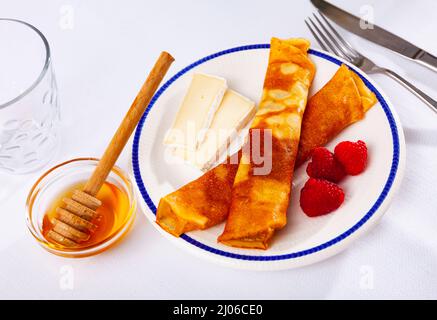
[1,0,436,299]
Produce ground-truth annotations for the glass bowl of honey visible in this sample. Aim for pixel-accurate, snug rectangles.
[26,158,136,258]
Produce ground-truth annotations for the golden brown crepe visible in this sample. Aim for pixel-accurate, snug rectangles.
[156,161,239,236]
[296,64,377,166]
[156,62,377,240]
[218,38,316,249]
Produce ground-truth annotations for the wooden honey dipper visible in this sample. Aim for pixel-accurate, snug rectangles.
[47,52,174,247]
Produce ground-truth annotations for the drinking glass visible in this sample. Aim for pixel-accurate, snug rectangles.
[0,19,60,174]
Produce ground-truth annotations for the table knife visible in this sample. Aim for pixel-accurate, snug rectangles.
[311,0,437,72]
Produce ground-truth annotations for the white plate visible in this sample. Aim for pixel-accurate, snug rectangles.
[131,44,406,270]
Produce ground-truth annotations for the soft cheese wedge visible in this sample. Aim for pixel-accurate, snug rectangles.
[164,73,227,149]
[173,89,256,171]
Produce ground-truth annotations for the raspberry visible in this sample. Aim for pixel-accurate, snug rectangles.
[306,147,346,182]
[334,140,368,175]
[300,178,345,217]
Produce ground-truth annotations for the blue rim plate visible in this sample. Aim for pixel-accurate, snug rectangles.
[131,44,406,270]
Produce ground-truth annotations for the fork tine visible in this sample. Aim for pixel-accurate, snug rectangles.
[317,10,360,57]
[305,17,345,59]
[305,20,328,51]
[312,13,353,60]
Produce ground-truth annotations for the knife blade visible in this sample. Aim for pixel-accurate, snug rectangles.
[310,0,437,72]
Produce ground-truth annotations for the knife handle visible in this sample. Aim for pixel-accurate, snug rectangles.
[381,68,437,114]
[414,50,437,73]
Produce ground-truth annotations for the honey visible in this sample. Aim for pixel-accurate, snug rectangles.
[42,181,131,248]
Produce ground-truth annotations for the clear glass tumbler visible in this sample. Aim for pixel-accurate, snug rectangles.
[0,19,60,174]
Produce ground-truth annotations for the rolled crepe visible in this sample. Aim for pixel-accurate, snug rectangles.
[217,38,316,249]
[296,64,377,166]
[156,62,377,239]
[156,161,239,236]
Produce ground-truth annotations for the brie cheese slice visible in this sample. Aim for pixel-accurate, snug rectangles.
[164,73,227,150]
[173,89,256,171]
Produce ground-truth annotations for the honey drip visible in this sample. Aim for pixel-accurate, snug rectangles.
[42,181,130,248]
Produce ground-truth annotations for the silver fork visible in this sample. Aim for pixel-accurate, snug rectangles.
[305,11,437,114]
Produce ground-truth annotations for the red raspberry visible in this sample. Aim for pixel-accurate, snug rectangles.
[306,147,346,183]
[300,178,345,217]
[334,140,368,175]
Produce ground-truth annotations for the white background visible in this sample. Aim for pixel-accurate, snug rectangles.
[1,0,436,299]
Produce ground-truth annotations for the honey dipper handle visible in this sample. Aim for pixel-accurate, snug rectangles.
[84,51,174,196]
